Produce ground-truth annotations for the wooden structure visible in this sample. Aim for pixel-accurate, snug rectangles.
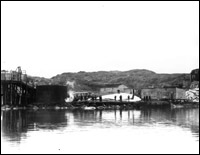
[1,67,36,106]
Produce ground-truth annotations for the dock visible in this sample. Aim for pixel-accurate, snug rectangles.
[1,67,36,106]
[63,100,171,110]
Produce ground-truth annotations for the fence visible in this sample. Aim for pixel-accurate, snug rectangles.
[1,71,27,82]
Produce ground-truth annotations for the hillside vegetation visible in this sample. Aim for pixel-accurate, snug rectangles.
[28,69,191,92]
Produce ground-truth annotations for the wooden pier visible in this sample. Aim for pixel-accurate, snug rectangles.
[1,67,36,106]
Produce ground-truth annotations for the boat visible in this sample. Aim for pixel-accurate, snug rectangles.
[1,105,12,111]
[171,103,184,108]
[170,101,199,109]
[83,106,96,110]
[96,106,105,110]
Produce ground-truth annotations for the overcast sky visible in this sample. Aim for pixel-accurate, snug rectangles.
[1,1,199,78]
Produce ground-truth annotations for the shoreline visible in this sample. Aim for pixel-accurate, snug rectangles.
[1,100,199,111]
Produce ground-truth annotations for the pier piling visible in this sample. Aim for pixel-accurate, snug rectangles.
[1,67,36,106]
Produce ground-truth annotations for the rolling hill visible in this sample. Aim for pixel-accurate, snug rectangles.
[28,69,191,92]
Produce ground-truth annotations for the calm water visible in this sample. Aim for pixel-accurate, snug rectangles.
[1,107,199,154]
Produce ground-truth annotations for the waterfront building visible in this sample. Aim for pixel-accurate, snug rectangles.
[141,87,187,100]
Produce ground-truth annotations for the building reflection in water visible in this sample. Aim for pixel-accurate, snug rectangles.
[1,110,28,142]
[1,109,68,142]
[1,107,199,143]
[171,108,199,138]
[140,107,199,136]
[71,108,199,136]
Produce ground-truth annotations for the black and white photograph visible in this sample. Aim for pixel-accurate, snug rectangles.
[1,1,199,154]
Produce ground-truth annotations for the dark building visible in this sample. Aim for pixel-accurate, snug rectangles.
[36,85,67,105]
[191,69,199,82]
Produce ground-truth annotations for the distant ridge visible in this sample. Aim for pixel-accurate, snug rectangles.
[28,69,191,92]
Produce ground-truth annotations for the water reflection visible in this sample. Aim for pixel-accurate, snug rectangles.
[171,108,199,139]
[1,110,68,142]
[1,107,199,143]
[1,110,28,142]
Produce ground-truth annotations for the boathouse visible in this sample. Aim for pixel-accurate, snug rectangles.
[141,87,187,100]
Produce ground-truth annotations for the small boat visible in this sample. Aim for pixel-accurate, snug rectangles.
[114,105,121,109]
[83,106,96,110]
[171,103,184,108]
[170,99,199,108]
[54,106,61,110]
[33,106,39,110]
[1,105,12,111]
[13,107,19,110]
[96,106,105,110]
